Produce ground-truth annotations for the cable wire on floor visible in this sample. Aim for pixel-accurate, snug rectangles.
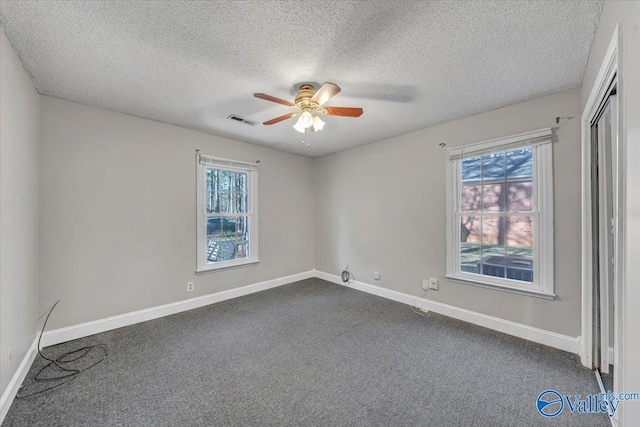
[16,300,108,398]
[411,289,431,318]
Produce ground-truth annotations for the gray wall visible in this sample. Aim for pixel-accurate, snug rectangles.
[581,2,640,424]
[314,88,582,337]
[39,96,315,330]
[0,30,40,396]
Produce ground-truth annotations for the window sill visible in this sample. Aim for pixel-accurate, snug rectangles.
[445,275,556,300]
[196,259,259,275]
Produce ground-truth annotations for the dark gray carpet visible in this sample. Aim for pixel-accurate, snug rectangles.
[4,278,608,426]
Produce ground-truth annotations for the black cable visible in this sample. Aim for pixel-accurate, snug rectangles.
[16,300,108,398]
[341,265,354,283]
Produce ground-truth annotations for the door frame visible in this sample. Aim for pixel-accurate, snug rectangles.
[581,22,625,421]
[593,94,617,376]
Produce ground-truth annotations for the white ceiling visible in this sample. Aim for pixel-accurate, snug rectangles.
[0,1,603,157]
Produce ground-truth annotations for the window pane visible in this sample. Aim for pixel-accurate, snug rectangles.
[206,168,220,213]
[482,152,505,180]
[461,185,481,212]
[506,149,533,179]
[507,182,533,212]
[506,216,533,248]
[481,216,505,245]
[216,190,231,213]
[482,183,505,212]
[218,170,238,191]
[506,247,534,282]
[478,215,506,279]
[206,168,248,214]
[206,216,250,263]
[460,216,481,244]
[460,243,481,274]
[461,156,482,182]
[234,191,248,213]
[478,245,506,278]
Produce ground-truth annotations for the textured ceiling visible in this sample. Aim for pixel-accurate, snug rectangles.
[0,1,603,157]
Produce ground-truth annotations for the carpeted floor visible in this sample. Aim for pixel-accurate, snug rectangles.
[4,278,608,426]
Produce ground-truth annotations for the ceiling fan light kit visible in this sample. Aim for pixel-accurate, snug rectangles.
[254,82,363,136]
[312,115,325,131]
[295,111,314,132]
[292,111,325,134]
[293,116,308,133]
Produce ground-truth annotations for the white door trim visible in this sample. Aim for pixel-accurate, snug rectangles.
[581,22,625,426]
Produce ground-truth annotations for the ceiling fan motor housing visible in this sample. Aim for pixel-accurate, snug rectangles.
[295,85,319,112]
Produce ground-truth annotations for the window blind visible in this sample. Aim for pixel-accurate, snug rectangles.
[447,128,552,161]
[198,154,259,171]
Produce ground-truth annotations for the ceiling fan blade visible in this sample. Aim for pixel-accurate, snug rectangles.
[320,107,363,118]
[310,82,341,106]
[254,93,295,107]
[263,112,298,125]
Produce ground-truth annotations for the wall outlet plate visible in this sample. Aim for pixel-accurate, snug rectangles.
[187,281,194,292]
[373,271,381,280]
[429,278,439,290]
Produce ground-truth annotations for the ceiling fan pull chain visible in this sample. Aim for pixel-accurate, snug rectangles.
[301,127,310,147]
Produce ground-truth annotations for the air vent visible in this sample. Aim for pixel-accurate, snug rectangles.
[227,114,257,126]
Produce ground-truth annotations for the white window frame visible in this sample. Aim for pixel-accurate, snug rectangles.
[196,154,259,273]
[445,128,554,299]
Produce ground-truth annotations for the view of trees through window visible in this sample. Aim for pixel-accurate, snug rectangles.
[459,149,534,283]
[206,168,250,263]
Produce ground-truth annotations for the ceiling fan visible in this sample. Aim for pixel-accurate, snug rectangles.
[254,83,363,133]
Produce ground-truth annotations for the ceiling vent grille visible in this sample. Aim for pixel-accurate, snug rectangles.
[227,114,257,126]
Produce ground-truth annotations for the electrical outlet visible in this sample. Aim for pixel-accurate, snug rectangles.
[7,346,13,367]
[429,278,439,290]
[373,271,381,280]
[422,279,430,290]
[187,281,194,292]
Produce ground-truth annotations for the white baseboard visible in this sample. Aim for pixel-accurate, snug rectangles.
[2,268,581,425]
[41,270,314,347]
[315,270,580,354]
[0,335,38,425]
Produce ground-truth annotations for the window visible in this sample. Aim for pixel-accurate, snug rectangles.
[196,155,258,272]
[446,128,554,297]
